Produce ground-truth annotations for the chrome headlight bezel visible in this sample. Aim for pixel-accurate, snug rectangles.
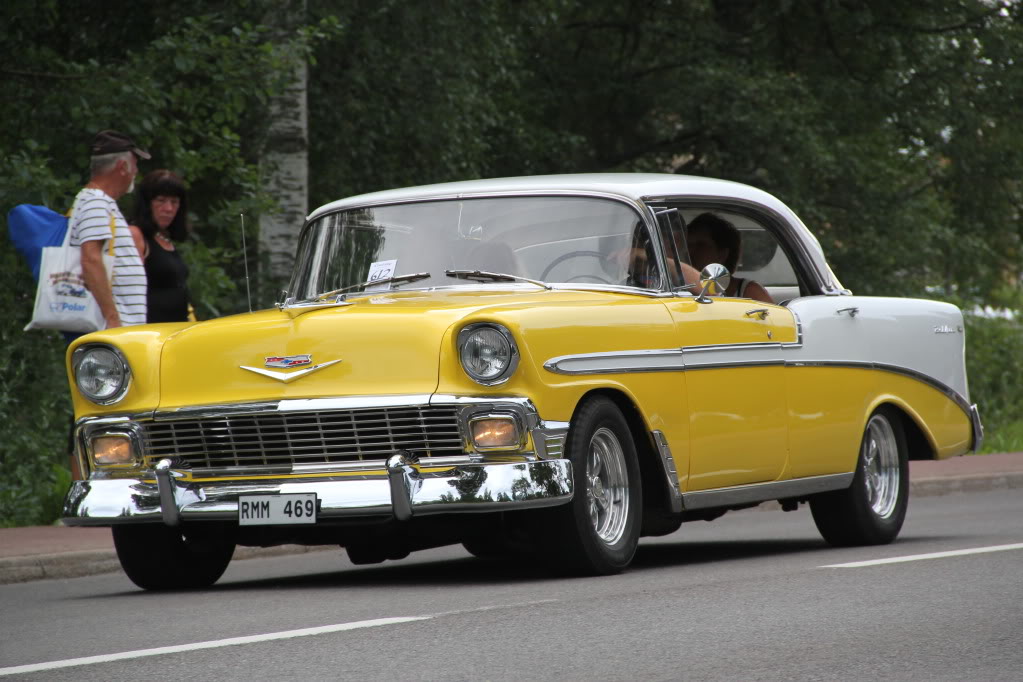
[457,323,520,386]
[72,344,132,405]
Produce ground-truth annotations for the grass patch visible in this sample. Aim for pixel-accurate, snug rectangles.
[980,420,1023,454]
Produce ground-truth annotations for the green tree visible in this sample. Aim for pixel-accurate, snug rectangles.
[0,0,338,525]
[509,0,1023,299]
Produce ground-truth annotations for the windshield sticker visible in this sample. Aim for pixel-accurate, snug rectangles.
[365,259,397,291]
[458,223,483,240]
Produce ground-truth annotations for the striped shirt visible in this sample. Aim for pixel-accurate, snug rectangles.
[68,188,147,326]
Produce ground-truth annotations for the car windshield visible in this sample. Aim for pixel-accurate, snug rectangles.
[288,196,658,300]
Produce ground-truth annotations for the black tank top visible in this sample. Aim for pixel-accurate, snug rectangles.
[145,236,190,323]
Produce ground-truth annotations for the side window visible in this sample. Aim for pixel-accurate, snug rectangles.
[679,209,801,303]
[734,224,800,302]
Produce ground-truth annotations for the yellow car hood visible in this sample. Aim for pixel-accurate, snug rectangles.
[156,288,591,409]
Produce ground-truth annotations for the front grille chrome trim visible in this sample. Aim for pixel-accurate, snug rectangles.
[142,404,465,470]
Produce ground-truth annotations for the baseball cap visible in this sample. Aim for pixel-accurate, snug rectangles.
[90,130,152,160]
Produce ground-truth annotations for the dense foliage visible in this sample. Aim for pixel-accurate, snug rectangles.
[1,0,1020,525]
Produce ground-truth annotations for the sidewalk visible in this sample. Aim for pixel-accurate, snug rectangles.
[2,453,1021,585]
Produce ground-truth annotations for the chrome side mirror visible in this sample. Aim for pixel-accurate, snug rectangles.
[696,263,730,303]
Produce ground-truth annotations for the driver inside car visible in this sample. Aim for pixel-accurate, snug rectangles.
[686,212,773,303]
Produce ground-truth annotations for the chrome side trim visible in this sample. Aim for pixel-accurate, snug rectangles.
[542,348,974,421]
[683,341,783,353]
[682,473,854,510]
[651,430,682,513]
[545,349,685,375]
[788,360,974,416]
[544,342,787,375]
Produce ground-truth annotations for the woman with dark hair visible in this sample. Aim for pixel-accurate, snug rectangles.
[686,212,773,303]
[128,170,194,322]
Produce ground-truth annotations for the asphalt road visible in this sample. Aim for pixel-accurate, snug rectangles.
[1,488,1021,681]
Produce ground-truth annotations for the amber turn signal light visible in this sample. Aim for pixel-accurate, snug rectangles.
[92,435,135,466]
[471,418,521,450]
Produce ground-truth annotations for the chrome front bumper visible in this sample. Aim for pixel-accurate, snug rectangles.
[64,394,575,526]
[62,457,574,526]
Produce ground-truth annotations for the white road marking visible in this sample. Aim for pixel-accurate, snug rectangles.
[0,598,560,677]
[0,616,429,677]
[821,542,1023,568]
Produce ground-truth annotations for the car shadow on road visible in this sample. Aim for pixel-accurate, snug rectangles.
[83,533,961,597]
[631,538,826,569]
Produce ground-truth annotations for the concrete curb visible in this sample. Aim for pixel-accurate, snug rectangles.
[910,472,1023,497]
[0,544,334,586]
[2,472,1020,585]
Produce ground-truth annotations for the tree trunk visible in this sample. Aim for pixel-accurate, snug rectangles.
[259,0,309,286]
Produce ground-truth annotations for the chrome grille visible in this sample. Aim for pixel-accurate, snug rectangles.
[143,406,464,469]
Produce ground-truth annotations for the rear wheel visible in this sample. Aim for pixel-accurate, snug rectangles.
[542,397,642,575]
[810,407,909,546]
[112,523,235,591]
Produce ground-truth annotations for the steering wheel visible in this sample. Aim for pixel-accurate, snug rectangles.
[540,250,613,284]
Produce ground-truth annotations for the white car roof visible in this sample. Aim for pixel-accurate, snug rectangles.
[307,173,842,293]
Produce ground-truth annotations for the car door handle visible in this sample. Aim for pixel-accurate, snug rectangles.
[745,308,769,320]
[836,307,859,318]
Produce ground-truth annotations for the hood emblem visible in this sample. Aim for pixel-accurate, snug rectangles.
[240,355,342,383]
[265,354,312,368]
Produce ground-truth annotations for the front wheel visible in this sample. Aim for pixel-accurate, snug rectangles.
[112,523,235,590]
[810,407,909,546]
[541,397,642,575]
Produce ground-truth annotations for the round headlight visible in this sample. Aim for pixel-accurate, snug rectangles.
[73,345,130,404]
[458,324,519,385]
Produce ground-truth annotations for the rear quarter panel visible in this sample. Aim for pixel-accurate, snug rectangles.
[785,296,972,477]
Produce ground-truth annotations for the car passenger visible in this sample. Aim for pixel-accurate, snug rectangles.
[686,212,773,303]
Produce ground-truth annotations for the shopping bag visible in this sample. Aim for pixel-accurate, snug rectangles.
[6,205,70,281]
[23,213,116,333]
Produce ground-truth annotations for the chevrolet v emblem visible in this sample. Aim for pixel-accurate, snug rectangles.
[239,358,342,383]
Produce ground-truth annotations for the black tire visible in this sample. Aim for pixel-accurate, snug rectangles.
[541,397,642,575]
[112,523,235,591]
[810,406,909,546]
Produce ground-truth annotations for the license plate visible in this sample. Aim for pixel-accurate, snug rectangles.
[238,494,317,525]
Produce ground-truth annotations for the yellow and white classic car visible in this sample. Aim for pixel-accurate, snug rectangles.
[63,174,982,590]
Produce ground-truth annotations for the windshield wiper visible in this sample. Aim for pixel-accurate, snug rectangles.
[313,272,432,302]
[445,269,551,290]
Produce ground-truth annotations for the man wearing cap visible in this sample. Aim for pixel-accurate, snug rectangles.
[69,130,151,329]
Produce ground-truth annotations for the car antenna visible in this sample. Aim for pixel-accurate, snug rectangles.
[240,213,252,313]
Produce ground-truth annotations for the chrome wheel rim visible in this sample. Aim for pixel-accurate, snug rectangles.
[862,414,900,518]
[586,427,629,545]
